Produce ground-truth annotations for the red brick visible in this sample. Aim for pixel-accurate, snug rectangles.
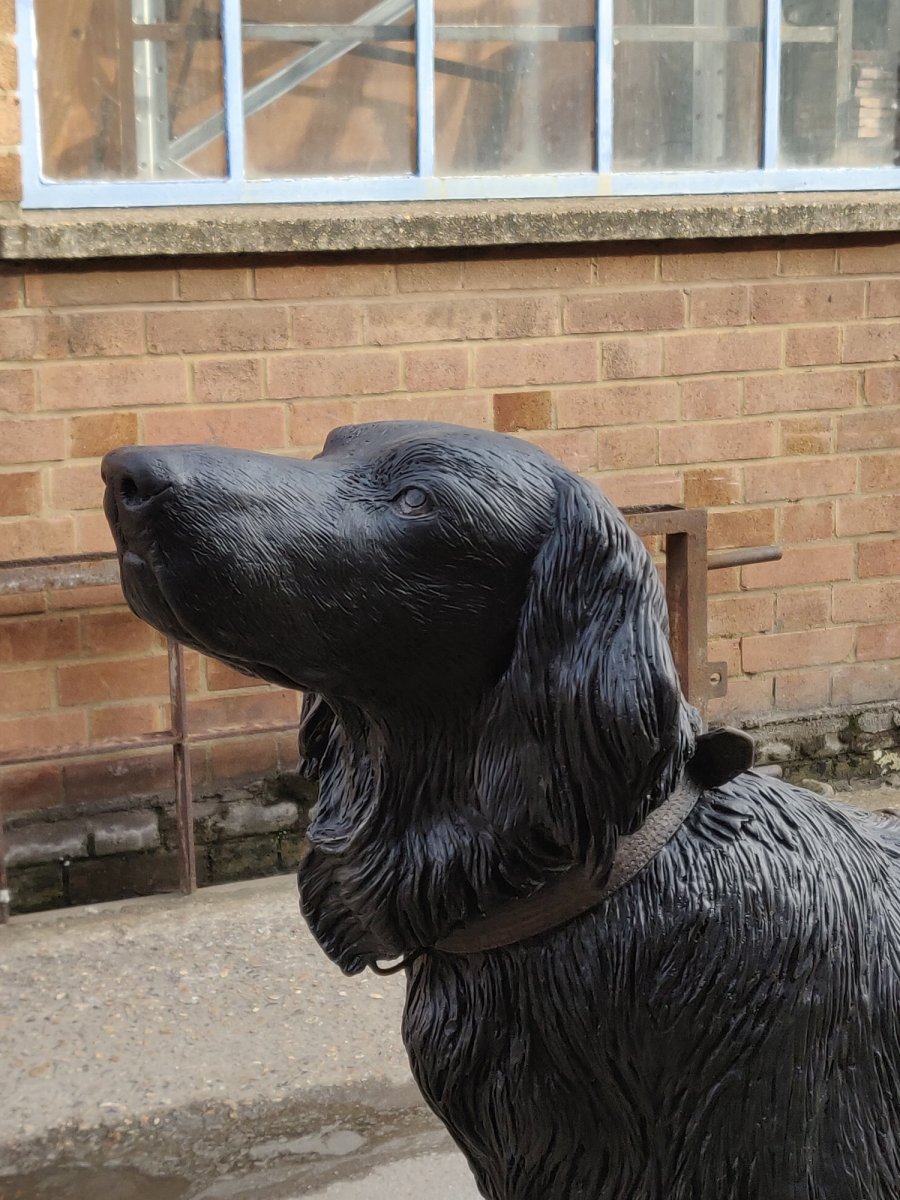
[842,322,900,364]
[80,611,164,656]
[664,330,781,376]
[289,399,355,448]
[268,350,401,399]
[0,471,41,517]
[707,506,776,549]
[58,655,171,706]
[594,251,658,285]
[660,244,778,281]
[709,637,742,676]
[0,313,67,361]
[557,382,678,428]
[520,430,598,473]
[744,369,857,413]
[0,92,20,143]
[784,326,841,367]
[706,675,775,722]
[40,360,189,411]
[366,298,494,345]
[474,340,596,390]
[188,688,300,734]
[775,588,831,632]
[859,538,900,579]
[206,658,265,691]
[0,269,20,309]
[61,748,190,807]
[837,409,900,451]
[856,622,900,661]
[778,246,836,276]
[0,591,45,617]
[832,579,900,624]
[864,365,900,406]
[681,377,741,420]
[356,394,491,428]
[0,368,36,414]
[194,358,264,404]
[493,391,552,433]
[49,463,105,511]
[832,662,899,706]
[601,336,663,380]
[0,614,79,664]
[596,470,683,510]
[291,303,363,349]
[780,501,834,542]
[0,416,66,464]
[0,517,74,562]
[836,494,900,537]
[461,253,592,291]
[742,544,854,589]
[0,711,88,755]
[255,260,393,300]
[838,241,900,275]
[683,467,742,508]
[25,267,177,307]
[596,426,657,471]
[0,764,63,815]
[62,311,145,358]
[860,454,900,493]
[749,281,865,324]
[69,411,139,459]
[395,259,462,292]
[708,594,774,638]
[779,415,833,456]
[660,420,776,466]
[564,290,685,335]
[404,347,468,392]
[742,627,853,673]
[146,308,289,354]
[868,279,900,318]
[47,582,124,611]
[141,405,285,449]
[0,666,53,713]
[0,40,17,93]
[75,511,116,554]
[90,702,165,741]
[178,266,253,301]
[0,150,20,202]
[743,457,857,502]
[775,668,831,713]
[707,567,740,596]
[208,733,283,784]
[688,285,749,328]
[495,295,560,339]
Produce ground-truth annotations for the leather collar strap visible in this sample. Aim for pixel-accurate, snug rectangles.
[431,777,701,957]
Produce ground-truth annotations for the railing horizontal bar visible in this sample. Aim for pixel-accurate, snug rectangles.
[708,546,782,571]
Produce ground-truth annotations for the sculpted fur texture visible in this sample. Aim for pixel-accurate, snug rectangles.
[103,421,900,1199]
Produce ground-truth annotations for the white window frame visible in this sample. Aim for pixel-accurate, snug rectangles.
[16,0,900,210]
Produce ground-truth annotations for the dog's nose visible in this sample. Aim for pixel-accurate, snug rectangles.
[102,447,176,511]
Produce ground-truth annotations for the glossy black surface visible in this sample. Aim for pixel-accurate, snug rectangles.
[104,421,900,1200]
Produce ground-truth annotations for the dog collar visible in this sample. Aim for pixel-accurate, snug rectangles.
[370,727,754,972]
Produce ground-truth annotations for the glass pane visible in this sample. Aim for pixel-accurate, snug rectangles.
[35,0,226,181]
[780,0,900,167]
[613,0,764,171]
[434,0,596,175]
[242,0,417,178]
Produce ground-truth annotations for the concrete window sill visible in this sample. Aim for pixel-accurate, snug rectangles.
[2,193,900,261]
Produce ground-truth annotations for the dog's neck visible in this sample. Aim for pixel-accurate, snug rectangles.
[300,699,618,973]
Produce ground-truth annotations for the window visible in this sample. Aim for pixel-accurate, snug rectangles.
[16,0,900,208]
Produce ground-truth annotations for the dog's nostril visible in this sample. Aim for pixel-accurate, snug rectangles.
[120,475,140,505]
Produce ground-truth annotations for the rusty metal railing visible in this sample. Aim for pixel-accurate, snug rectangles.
[0,517,780,924]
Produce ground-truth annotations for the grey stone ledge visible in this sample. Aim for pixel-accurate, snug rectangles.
[3,192,900,261]
[7,820,89,868]
[90,810,160,857]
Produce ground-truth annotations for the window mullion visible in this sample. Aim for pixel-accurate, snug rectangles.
[223,0,246,182]
[417,0,436,177]
[597,0,614,176]
[762,0,782,169]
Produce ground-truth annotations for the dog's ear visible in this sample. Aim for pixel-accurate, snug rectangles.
[476,471,700,878]
[297,691,338,780]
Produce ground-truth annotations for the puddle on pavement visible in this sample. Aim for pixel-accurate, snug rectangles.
[1,1086,455,1200]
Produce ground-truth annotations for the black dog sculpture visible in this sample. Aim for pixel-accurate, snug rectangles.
[103,421,900,1199]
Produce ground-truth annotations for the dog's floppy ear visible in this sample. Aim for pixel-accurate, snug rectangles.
[476,471,700,878]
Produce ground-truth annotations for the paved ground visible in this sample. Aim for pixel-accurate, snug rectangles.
[1,780,897,1199]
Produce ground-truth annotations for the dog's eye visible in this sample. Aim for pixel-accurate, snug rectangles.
[394,486,433,517]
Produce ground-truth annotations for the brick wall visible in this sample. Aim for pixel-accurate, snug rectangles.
[2,236,899,819]
[0,0,18,202]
